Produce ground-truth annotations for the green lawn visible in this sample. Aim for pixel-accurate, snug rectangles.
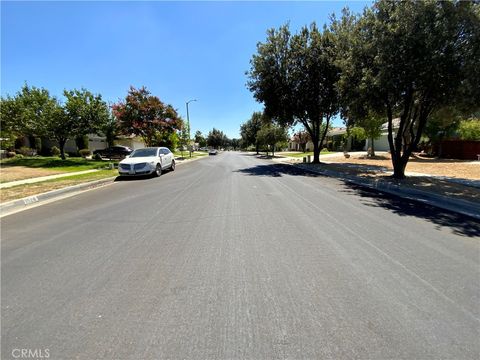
[0,156,117,172]
[279,151,338,158]
[173,151,209,159]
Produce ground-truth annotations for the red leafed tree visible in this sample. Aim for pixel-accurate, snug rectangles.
[112,86,181,147]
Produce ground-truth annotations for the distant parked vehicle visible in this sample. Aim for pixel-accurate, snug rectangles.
[208,149,218,155]
[93,145,132,159]
[118,147,175,177]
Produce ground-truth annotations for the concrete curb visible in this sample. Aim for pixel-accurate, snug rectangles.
[292,163,480,221]
[0,177,117,217]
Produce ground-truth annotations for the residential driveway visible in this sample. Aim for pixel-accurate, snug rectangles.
[2,152,479,359]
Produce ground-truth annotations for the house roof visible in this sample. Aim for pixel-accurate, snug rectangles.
[327,127,347,136]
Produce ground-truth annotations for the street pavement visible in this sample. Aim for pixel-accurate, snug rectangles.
[2,152,479,359]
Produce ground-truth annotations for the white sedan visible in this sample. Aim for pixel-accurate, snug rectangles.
[118,147,175,177]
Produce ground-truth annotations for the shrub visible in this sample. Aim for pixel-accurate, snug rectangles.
[79,149,91,158]
[17,146,35,156]
[321,147,329,153]
[6,151,16,158]
[458,119,480,141]
[51,146,61,156]
[15,154,24,159]
[93,153,102,161]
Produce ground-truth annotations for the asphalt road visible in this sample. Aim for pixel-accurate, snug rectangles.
[2,152,479,359]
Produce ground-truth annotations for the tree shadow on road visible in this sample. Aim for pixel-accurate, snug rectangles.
[235,163,480,237]
[340,184,480,238]
[236,163,325,178]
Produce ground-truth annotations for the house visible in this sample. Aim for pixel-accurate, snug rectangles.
[363,118,400,152]
[50,134,146,154]
[288,127,353,152]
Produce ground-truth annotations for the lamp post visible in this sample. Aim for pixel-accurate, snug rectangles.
[186,99,197,157]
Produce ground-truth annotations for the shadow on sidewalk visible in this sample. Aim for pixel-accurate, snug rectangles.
[235,163,480,237]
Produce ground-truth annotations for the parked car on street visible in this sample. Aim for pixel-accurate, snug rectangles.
[93,145,132,159]
[118,147,175,177]
[209,149,218,155]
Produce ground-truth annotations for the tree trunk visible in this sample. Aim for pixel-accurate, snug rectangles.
[59,138,67,160]
[255,141,259,155]
[371,138,375,157]
[312,138,320,164]
[392,156,407,179]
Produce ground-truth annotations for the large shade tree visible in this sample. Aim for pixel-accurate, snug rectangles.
[239,111,265,154]
[52,88,110,159]
[112,86,181,147]
[0,85,110,159]
[247,23,340,163]
[0,84,58,144]
[207,128,228,149]
[256,123,288,157]
[334,0,480,178]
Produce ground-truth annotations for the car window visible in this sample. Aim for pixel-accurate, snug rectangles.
[130,148,158,157]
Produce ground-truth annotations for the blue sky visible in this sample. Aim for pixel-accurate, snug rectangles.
[2,1,370,138]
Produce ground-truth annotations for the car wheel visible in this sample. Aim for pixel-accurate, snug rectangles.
[154,164,162,177]
[170,160,175,171]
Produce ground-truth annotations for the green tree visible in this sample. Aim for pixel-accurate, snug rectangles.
[248,23,340,163]
[230,138,240,151]
[99,114,119,148]
[48,88,110,159]
[256,123,288,157]
[194,130,207,148]
[154,130,179,150]
[334,0,480,178]
[207,128,227,149]
[112,86,181,147]
[179,119,189,157]
[240,111,264,154]
[354,112,384,156]
[0,96,21,150]
[458,119,480,141]
[0,84,57,143]
[423,107,463,155]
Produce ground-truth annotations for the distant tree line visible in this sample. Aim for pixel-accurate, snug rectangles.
[1,83,243,159]
[246,0,479,178]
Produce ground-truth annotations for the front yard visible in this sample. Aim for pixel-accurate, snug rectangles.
[323,152,480,180]
[0,156,117,183]
[0,169,118,203]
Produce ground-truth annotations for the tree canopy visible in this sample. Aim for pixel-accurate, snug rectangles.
[247,23,340,163]
[334,0,480,178]
[112,86,181,147]
[207,128,228,149]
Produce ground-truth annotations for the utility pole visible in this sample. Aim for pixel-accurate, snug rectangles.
[186,99,197,157]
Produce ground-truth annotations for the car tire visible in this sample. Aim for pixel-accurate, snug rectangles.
[154,163,162,177]
[170,160,175,171]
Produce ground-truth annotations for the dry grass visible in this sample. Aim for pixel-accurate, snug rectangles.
[301,161,479,204]
[323,153,480,180]
[1,170,117,203]
[0,166,65,183]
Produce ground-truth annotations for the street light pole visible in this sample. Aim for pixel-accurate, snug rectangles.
[186,99,197,157]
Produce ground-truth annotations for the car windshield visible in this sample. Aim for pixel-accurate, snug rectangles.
[130,148,157,157]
